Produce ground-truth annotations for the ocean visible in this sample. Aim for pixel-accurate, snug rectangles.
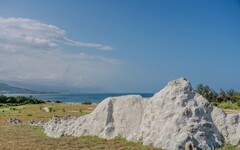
[5,93,154,103]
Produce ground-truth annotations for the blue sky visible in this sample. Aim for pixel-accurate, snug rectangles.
[0,0,239,92]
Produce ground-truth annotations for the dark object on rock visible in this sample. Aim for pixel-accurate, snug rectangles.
[7,118,22,124]
[54,100,63,103]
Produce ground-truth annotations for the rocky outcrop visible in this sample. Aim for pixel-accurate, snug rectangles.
[27,120,45,127]
[7,118,22,124]
[44,78,240,150]
[212,107,240,146]
[7,118,45,126]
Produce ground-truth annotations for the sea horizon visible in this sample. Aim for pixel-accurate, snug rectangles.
[4,93,154,103]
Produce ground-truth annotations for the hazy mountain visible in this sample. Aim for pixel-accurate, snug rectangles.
[0,80,108,94]
[0,83,46,94]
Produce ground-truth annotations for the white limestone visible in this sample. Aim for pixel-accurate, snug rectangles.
[42,106,50,112]
[44,78,240,150]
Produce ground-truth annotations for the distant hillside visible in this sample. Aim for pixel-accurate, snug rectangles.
[0,83,45,94]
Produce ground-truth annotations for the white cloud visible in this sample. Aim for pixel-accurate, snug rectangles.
[0,17,113,51]
[0,17,120,90]
[64,38,113,51]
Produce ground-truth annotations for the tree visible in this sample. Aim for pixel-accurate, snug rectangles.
[236,93,240,107]
[226,89,238,103]
[195,84,217,102]
[196,84,240,105]
[0,95,7,103]
[216,89,226,103]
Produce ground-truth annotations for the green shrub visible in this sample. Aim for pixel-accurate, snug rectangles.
[218,101,238,109]
[212,102,218,107]
[0,95,7,103]
[220,142,236,150]
[54,100,62,103]
[237,100,240,107]
[49,107,56,112]
[10,107,17,111]
[82,101,92,105]
[27,113,32,116]
[236,94,240,107]
[0,95,45,104]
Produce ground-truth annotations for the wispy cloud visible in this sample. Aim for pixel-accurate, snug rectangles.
[0,17,120,89]
[64,38,113,51]
[0,17,113,51]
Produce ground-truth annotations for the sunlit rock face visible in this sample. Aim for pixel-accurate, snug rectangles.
[44,78,240,150]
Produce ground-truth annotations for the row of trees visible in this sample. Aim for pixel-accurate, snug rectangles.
[195,84,240,103]
[0,95,45,104]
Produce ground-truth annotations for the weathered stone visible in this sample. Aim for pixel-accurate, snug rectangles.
[42,107,50,112]
[27,120,35,125]
[7,118,22,124]
[36,120,46,127]
[44,78,240,149]
[26,120,45,127]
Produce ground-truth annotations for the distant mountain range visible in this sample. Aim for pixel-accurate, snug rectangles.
[0,83,50,94]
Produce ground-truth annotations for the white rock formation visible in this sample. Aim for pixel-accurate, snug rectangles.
[44,78,240,150]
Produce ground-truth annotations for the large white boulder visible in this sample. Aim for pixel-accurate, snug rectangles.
[44,78,240,150]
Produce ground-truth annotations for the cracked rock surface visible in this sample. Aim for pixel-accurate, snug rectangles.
[44,78,240,150]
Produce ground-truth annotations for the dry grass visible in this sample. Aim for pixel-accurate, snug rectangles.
[0,103,160,150]
[223,109,240,114]
[0,103,95,124]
